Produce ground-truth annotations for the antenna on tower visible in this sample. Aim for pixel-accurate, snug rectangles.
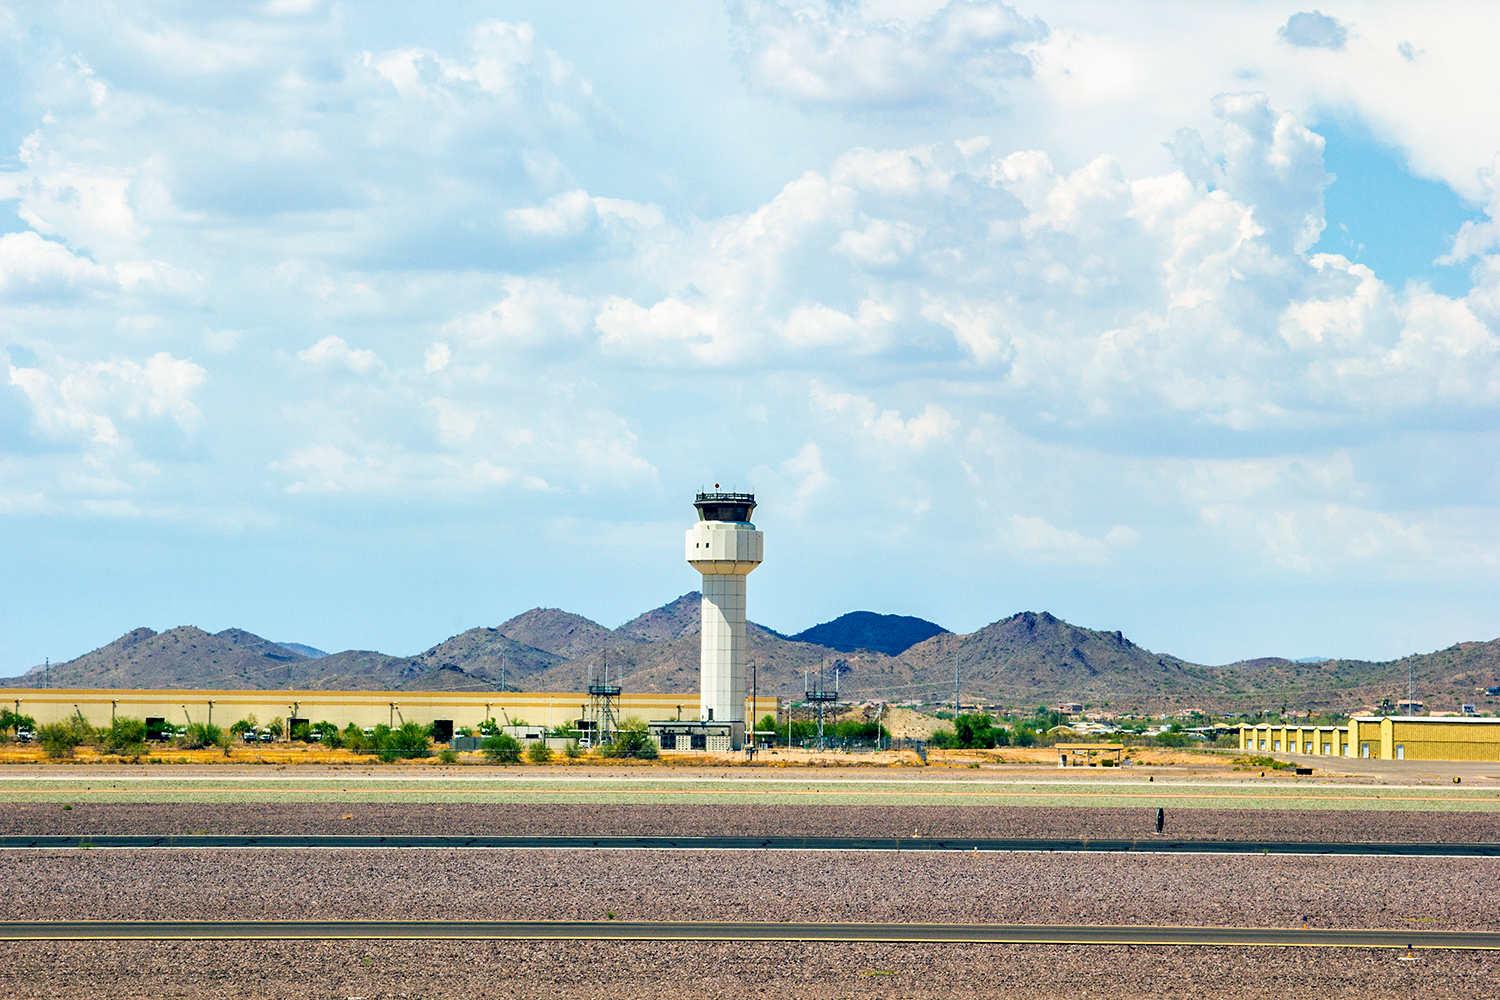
[805,656,838,751]
[588,647,621,746]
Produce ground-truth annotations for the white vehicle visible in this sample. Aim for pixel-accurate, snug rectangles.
[577,737,591,749]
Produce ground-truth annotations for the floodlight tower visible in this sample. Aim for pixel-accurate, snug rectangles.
[686,488,764,750]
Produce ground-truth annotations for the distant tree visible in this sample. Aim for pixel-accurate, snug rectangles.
[266,717,285,740]
[928,728,956,749]
[833,720,889,742]
[0,710,35,736]
[526,740,554,764]
[229,719,256,739]
[954,713,999,749]
[311,721,342,747]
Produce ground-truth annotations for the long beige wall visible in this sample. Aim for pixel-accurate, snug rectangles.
[4,689,782,733]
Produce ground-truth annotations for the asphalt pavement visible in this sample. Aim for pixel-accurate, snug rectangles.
[0,920,1490,948]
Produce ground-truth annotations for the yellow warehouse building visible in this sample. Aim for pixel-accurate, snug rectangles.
[1240,716,1500,761]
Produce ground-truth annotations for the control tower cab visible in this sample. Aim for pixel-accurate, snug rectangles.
[685,490,763,749]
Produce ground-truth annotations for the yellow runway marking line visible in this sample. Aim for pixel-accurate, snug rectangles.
[3,920,1499,949]
[0,786,1493,804]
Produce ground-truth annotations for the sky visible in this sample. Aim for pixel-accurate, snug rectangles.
[5,1,1500,672]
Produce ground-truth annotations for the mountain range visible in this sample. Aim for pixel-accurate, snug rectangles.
[7,596,1500,715]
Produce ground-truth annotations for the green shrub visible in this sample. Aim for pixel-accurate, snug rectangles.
[482,733,523,764]
[377,721,431,762]
[526,741,555,764]
[37,718,93,756]
[927,728,956,749]
[1236,755,1293,771]
[563,741,583,759]
[103,717,148,753]
[178,722,227,752]
[602,730,659,760]
[437,748,460,764]
[311,721,342,748]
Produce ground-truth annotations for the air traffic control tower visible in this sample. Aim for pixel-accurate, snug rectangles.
[685,489,763,750]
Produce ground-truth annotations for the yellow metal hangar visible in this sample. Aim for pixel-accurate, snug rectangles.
[1240,716,1500,761]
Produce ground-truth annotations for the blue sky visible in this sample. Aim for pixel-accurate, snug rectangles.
[5,1,1500,672]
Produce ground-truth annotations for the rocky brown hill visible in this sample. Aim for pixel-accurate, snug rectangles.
[11,598,1500,715]
[617,593,701,642]
[496,608,623,659]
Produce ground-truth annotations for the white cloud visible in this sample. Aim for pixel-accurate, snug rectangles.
[0,231,110,296]
[443,276,592,349]
[296,335,384,374]
[506,189,598,238]
[423,342,451,373]
[1001,513,1137,563]
[834,218,924,265]
[812,383,959,449]
[9,352,206,448]
[1278,11,1349,51]
[730,0,1046,109]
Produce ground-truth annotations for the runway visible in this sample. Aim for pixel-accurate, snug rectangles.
[0,919,1491,948]
[2,834,1499,856]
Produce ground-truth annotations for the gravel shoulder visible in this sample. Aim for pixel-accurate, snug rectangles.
[4,801,1500,842]
[0,940,1489,1000]
[4,848,1498,930]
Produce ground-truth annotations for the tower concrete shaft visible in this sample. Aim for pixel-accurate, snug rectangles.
[686,491,763,749]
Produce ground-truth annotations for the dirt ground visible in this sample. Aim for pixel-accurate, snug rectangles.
[0,940,1490,1000]
[5,848,1499,929]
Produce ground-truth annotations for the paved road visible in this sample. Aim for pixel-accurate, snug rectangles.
[2,834,1499,855]
[0,920,1491,948]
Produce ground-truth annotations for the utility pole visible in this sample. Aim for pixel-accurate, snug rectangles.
[44,658,49,690]
[751,661,758,748]
[1408,660,1414,715]
[954,653,959,719]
